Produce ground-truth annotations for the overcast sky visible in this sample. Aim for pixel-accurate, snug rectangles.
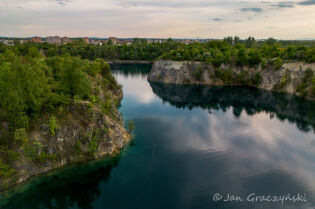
[0,0,314,39]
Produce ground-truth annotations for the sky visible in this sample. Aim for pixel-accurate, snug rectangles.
[0,0,314,39]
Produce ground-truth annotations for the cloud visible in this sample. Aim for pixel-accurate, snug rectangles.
[297,0,315,5]
[213,17,224,21]
[116,0,241,8]
[54,0,70,6]
[240,7,263,12]
[272,1,295,8]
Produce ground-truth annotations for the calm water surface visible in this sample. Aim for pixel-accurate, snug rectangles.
[1,64,315,209]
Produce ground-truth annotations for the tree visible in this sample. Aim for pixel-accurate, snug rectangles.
[212,50,226,67]
[223,36,233,45]
[127,120,135,134]
[234,36,240,45]
[49,56,92,99]
[248,49,262,66]
[0,50,49,126]
[236,47,248,66]
[266,38,277,46]
[245,36,255,48]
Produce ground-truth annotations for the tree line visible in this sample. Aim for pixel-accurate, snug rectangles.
[1,37,314,66]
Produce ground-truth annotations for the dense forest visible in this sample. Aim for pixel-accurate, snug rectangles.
[1,37,315,66]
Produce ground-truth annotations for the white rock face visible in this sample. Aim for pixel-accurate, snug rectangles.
[148,60,315,99]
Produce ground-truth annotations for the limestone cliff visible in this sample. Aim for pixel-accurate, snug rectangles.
[0,75,130,191]
[148,60,315,100]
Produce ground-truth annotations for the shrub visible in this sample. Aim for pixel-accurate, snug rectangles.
[236,48,248,66]
[212,51,226,67]
[87,136,100,158]
[37,152,56,163]
[193,65,203,81]
[215,69,234,84]
[0,159,16,178]
[248,50,261,66]
[14,128,28,144]
[48,116,59,136]
[296,68,313,96]
[7,150,20,163]
[23,140,42,162]
[274,72,290,90]
[127,120,135,134]
[250,72,262,86]
[235,70,250,84]
[274,57,283,70]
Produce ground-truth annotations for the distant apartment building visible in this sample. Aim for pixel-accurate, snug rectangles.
[47,36,62,44]
[108,37,117,45]
[19,39,29,44]
[83,37,89,44]
[0,39,14,46]
[61,37,70,44]
[90,39,102,45]
[31,36,42,43]
[181,39,193,44]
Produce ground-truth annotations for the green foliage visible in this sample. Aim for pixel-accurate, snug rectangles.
[0,45,121,180]
[48,116,59,136]
[0,50,49,126]
[236,48,248,66]
[90,95,98,104]
[87,135,100,158]
[211,50,226,67]
[250,72,262,86]
[245,36,256,48]
[193,65,203,81]
[273,57,283,70]
[274,72,291,91]
[261,58,267,69]
[0,159,16,178]
[296,68,314,97]
[215,69,234,84]
[49,56,92,99]
[6,150,20,163]
[14,128,28,143]
[235,70,250,84]
[75,140,83,158]
[23,139,42,162]
[248,49,261,66]
[127,120,135,134]
[37,152,56,163]
[102,99,112,115]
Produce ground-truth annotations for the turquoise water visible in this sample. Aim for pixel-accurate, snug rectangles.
[1,64,315,209]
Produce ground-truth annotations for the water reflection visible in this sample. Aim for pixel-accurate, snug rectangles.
[149,82,315,133]
[0,155,122,209]
[112,64,156,105]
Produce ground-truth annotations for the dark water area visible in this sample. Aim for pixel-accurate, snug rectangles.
[1,64,315,209]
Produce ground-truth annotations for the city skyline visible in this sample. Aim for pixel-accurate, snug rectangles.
[0,0,315,39]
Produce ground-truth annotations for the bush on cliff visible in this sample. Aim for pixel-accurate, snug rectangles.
[193,65,203,81]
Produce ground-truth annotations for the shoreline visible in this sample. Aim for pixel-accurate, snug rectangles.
[148,60,315,101]
[106,60,153,64]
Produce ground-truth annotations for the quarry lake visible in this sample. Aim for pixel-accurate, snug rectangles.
[1,64,315,209]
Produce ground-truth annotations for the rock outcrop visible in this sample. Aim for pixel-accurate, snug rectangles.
[0,77,130,191]
[148,60,315,100]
